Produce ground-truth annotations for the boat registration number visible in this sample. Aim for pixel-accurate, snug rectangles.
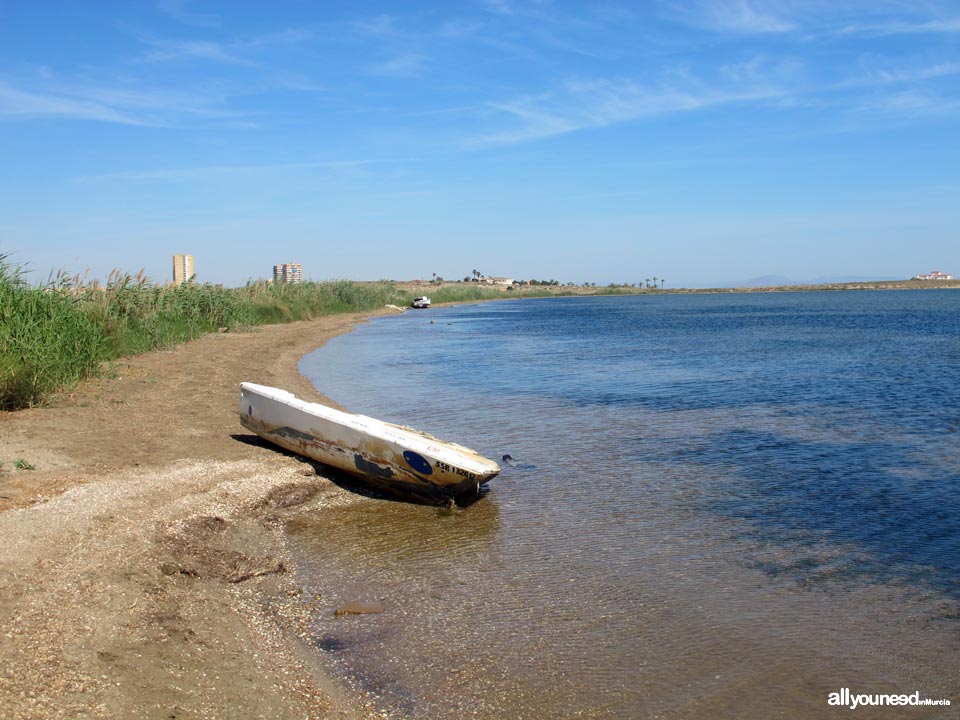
[434,460,477,481]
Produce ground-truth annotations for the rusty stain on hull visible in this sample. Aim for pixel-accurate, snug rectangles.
[238,383,500,505]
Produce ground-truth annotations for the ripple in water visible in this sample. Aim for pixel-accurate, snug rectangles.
[292,291,960,718]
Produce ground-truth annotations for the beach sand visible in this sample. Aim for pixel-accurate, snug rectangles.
[0,312,391,719]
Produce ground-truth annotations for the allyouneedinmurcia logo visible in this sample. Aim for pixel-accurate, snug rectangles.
[828,688,951,709]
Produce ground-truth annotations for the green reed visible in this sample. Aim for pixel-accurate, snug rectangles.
[0,259,417,409]
[1,254,632,410]
[0,257,104,409]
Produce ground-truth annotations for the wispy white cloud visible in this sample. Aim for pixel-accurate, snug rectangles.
[245,28,314,47]
[0,81,154,125]
[668,0,797,34]
[368,54,427,78]
[719,54,807,85]
[136,27,314,65]
[470,76,786,146]
[0,77,240,127]
[139,38,253,65]
[837,57,960,91]
[266,74,325,93]
[74,159,409,183]
[84,85,248,120]
[852,90,960,118]
[838,17,960,37]
[354,14,397,36]
[0,20,323,129]
[155,0,221,28]
[672,1,960,39]
[350,14,431,77]
[477,0,515,17]
[438,18,485,38]
[464,8,960,148]
[464,1,615,59]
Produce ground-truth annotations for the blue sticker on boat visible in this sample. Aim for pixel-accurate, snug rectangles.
[403,451,433,476]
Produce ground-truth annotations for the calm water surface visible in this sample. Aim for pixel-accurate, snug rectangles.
[295,291,960,719]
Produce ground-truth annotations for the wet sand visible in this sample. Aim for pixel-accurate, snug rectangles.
[0,311,394,719]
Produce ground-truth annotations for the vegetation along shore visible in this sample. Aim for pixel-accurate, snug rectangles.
[3,255,956,411]
[0,257,558,410]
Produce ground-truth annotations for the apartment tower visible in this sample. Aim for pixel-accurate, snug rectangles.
[273,263,303,284]
[172,254,194,285]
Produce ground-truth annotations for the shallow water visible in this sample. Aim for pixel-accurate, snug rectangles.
[294,291,960,718]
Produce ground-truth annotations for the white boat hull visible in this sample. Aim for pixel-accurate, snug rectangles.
[239,383,500,504]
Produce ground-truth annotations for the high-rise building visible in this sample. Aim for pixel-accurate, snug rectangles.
[173,254,194,285]
[273,263,303,284]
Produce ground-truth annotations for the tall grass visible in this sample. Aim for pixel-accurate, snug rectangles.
[0,257,622,409]
[236,278,409,321]
[82,271,256,358]
[0,259,411,409]
[0,257,103,409]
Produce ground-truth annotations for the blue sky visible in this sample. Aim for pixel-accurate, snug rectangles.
[1,1,958,287]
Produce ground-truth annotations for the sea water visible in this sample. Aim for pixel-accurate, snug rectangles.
[294,291,960,719]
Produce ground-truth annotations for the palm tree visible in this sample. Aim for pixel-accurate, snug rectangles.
[652,276,658,289]
[660,278,665,289]
[645,278,650,289]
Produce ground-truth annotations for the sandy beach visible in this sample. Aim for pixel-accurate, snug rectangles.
[0,311,391,719]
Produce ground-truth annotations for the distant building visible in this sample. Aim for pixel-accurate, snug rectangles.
[481,276,514,286]
[914,270,953,281]
[172,254,194,285]
[273,263,303,284]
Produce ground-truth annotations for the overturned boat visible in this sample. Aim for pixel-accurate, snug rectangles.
[239,382,500,505]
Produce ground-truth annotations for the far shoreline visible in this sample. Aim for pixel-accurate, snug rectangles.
[391,277,960,301]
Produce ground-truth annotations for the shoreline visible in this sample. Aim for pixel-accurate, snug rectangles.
[0,310,392,719]
[395,277,960,297]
